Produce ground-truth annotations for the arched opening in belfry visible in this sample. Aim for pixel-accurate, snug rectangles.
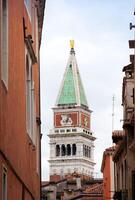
[67,144,71,156]
[72,144,76,155]
[86,146,88,157]
[61,144,66,156]
[89,147,91,158]
[83,144,85,156]
[56,144,60,156]
[84,145,87,157]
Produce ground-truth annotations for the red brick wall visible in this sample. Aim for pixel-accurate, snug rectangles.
[54,112,78,127]
[80,112,90,130]
[54,111,91,130]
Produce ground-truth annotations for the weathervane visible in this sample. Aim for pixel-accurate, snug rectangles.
[70,40,74,49]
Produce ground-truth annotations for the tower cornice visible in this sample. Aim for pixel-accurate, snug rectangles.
[48,132,96,141]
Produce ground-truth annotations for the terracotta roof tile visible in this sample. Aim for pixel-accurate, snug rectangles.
[105,146,116,152]
[112,130,125,137]
[84,183,103,194]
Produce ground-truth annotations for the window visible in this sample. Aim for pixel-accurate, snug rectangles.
[56,145,60,156]
[1,0,8,89]
[24,0,31,18]
[84,145,87,157]
[86,146,88,157]
[2,167,7,200]
[35,7,39,59]
[88,147,91,158]
[60,129,65,133]
[61,144,66,156]
[72,144,76,155]
[72,129,77,132]
[67,144,71,156]
[83,145,85,156]
[25,49,36,144]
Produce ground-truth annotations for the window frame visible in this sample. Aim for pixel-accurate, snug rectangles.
[24,0,32,20]
[2,166,7,200]
[25,47,36,145]
[1,0,8,90]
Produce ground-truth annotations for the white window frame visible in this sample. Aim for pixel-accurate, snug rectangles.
[1,0,8,89]
[35,7,39,60]
[25,48,36,145]
[2,166,7,200]
[24,0,31,20]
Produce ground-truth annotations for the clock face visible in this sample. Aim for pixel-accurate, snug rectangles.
[60,114,73,126]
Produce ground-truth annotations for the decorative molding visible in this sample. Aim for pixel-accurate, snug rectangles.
[23,18,37,64]
[25,35,37,64]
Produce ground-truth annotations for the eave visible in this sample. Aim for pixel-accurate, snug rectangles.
[113,138,126,162]
[38,0,46,47]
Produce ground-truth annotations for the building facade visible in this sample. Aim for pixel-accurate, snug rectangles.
[113,60,134,200]
[0,0,45,199]
[101,146,115,200]
[112,130,127,200]
[48,41,96,182]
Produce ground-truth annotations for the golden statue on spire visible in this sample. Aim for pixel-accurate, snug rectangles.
[70,40,74,49]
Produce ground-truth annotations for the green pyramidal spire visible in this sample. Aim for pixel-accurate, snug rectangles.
[56,40,88,108]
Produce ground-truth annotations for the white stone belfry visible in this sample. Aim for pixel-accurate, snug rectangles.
[48,41,96,180]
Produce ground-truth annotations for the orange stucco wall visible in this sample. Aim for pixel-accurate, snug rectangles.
[103,155,111,199]
[0,1,41,199]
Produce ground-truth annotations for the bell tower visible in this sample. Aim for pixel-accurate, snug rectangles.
[48,41,96,181]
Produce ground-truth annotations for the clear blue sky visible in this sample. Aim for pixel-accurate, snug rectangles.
[40,0,135,180]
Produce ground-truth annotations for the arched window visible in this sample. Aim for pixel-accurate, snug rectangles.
[84,145,87,157]
[72,144,76,155]
[86,146,88,157]
[83,145,85,156]
[56,145,60,156]
[89,147,91,158]
[61,144,66,156]
[67,144,71,156]
[87,146,89,157]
